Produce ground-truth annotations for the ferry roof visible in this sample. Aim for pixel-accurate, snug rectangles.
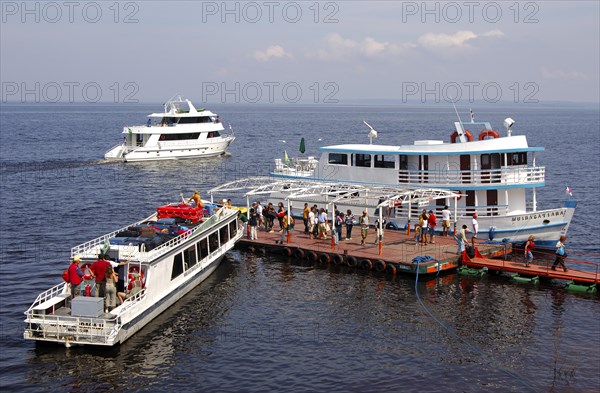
[319,135,544,156]
[148,110,216,118]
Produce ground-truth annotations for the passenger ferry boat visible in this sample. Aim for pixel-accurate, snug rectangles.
[272,115,576,247]
[104,95,235,162]
[24,201,242,346]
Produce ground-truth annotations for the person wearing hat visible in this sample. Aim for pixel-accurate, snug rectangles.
[471,213,479,248]
[68,256,84,298]
[359,210,369,245]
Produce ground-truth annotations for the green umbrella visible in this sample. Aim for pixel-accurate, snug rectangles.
[299,137,306,154]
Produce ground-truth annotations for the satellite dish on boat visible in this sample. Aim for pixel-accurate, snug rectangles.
[363,121,379,144]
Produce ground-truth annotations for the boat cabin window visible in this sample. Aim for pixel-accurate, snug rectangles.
[374,155,395,169]
[399,155,408,170]
[507,152,527,166]
[178,116,213,124]
[353,154,371,168]
[159,133,200,141]
[207,131,220,138]
[220,226,230,243]
[328,153,348,165]
[197,238,209,261]
[171,252,184,280]
[229,221,237,237]
[208,232,219,253]
[185,245,197,268]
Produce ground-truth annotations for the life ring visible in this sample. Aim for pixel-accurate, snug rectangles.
[374,260,387,272]
[332,254,344,265]
[294,248,305,259]
[450,130,473,143]
[306,251,318,262]
[361,259,373,270]
[386,264,397,275]
[319,253,330,264]
[479,130,499,140]
[159,135,166,141]
[346,256,358,268]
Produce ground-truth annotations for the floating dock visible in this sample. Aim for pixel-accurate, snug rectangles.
[462,248,600,285]
[237,228,510,276]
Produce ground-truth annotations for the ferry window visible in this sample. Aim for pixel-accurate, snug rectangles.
[354,154,371,167]
[328,153,348,165]
[374,155,395,169]
[185,245,197,268]
[159,133,200,141]
[207,131,220,138]
[209,233,219,253]
[197,238,208,260]
[229,221,237,237]
[171,252,184,280]
[507,152,527,166]
[220,226,230,243]
[399,155,408,170]
[162,117,178,126]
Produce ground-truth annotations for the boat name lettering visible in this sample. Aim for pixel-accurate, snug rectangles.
[511,211,565,222]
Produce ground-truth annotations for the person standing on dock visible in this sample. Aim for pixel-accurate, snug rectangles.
[335,212,344,243]
[345,210,354,240]
[248,208,258,240]
[419,209,429,245]
[359,210,369,245]
[552,235,568,272]
[317,208,329,239]
[471,213,479,248]
[255,202,264,229]
[276,211,294,244]
[427,210,437,244]
[303,203,310,234]
[456,225,469,256]
[524,235,535,267]
[441,205,451,236]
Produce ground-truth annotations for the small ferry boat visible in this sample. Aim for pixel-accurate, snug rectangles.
[24,201,242,346]
[104,95,235,162]
[272,114,576,247]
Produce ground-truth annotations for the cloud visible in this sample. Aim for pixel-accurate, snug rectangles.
[542,67,587,79]
[252,45,292,61]
[309,33,415,60]
[418,29,505,48]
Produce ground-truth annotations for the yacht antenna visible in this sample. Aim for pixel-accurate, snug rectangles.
[451,101,468,143]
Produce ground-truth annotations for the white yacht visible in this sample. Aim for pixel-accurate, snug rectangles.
[24,201,242,346]
[272,115,576,248]
[105,95,235,162]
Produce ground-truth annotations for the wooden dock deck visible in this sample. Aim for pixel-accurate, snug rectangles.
[462,249,600,285]
[237,227,510,276]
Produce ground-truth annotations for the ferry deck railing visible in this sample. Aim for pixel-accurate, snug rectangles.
[397,166,545,187]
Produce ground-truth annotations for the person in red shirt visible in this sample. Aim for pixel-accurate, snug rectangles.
[68,256,84,298]
[427,210,437,244]
[90,254,111,297]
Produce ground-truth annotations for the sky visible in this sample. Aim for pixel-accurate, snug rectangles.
[1,1,599,104]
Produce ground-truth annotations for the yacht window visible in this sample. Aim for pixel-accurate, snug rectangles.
[207,131,220,138]
[354,154,371,167]
[178,116,213,124]
[374,155,395,169]
[328,153,348,165]
[171,252,184,280]
[159,133,200,141]
[161,117,178,126]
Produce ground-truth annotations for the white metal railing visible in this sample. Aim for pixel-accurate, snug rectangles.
[397,166,545,186]
[25,282,68,314]
[70,214,156,258]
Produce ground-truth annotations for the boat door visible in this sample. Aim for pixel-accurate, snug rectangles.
[460,155,471,184]
[487,190,498,216]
